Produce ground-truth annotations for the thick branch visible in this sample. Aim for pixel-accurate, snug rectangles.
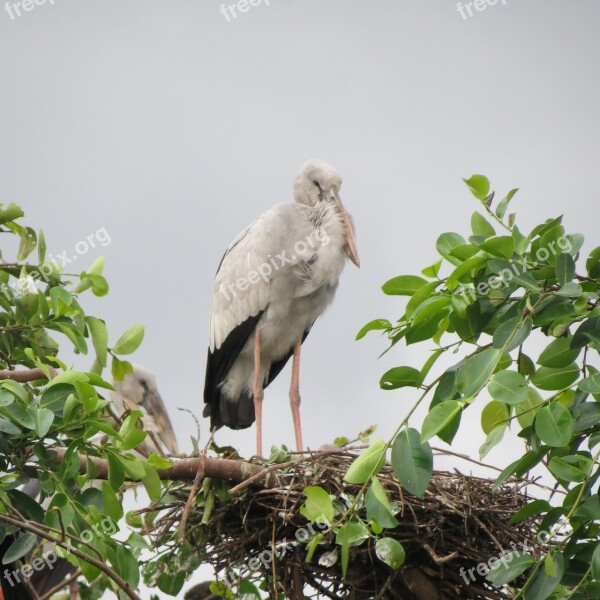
[47,448,278,485]
[0,367,57,382]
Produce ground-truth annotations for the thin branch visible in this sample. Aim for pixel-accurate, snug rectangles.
[178,457,205,542]
[0,513,140,600]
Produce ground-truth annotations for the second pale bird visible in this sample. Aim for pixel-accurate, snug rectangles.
[204,160,359,455]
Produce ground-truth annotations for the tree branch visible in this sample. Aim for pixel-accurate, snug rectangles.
[47,448,278,485]
[0,513,141,600]
[0,367,57,382]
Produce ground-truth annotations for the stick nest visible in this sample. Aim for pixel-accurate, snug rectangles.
[151,450,540,600]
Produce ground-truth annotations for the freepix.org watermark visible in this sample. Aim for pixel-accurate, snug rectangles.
[458,235,573,304]
[218,228,330,302]
[0,226,111,301]
[221,515,331,589]
[220,0,271,22]
[457,0,508,20]
[2,517,116,590]
[4,0,55,20]
[459,528,551,584]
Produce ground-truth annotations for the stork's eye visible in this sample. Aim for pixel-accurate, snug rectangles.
[313,180,320,187]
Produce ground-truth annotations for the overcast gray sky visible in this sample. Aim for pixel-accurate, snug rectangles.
[1,0,599,593]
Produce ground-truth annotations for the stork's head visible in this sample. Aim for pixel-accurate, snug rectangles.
[293,159,360,267]
[112,365,180,454]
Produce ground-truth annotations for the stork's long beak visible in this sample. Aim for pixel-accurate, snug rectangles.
[141,389,180,454]
[333,191,360,267]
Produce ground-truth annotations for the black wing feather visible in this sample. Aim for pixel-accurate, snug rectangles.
[203,311,264,430]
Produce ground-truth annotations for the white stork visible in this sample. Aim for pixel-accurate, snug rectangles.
[204,159,359,455]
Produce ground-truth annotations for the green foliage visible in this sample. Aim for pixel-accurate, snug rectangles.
[358,178,600,596]
[0,203,166,598]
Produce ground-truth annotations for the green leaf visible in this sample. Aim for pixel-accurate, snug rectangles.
[471,212,495,237]
[421,259,442,278]
[382,275,428,296]
[156,572,185,596]
[2,533,37,564]
[335,520,369,578]
[380,366,422,390]
[0,390,13,407]
[112,545,140,590]
[86,316,108,368]
[37,229,46,263]
[102,481,124,521]
[493,316,533,353]
[17,226,37,261]
[0,202,24,225]
[421,400,462,442]
[480,236,515,259]
[141,462,162,501]
[486,552,534,586]
[446,256,487,290]
[479,425,506,459]
[592,543,600,581]
[496,188,519,219]
[555,253,575,286]
[571,316,600,349]
[456,348,501,398]
[538,337,580,368]
[300,486,334,524]
[1,379,29,402]
[481,401,510,435]
[87,256,105,276]
[556,282,583,297]
[579,374,600,394]
[531,363,579,391]
[49,286,73,316]
[28,407,54,437]
[516,388,545,428]
[344,439,387,484]
[464,174,490,201]
[523,551,563,600]
[111,357,134,381]
[112,324,145,355]
[488,371,528,405]
[147,454,172,470]
[356,319,391,340]
[436,232,467,265]
[509,499,551,524]
[535,403,573,447]
[391,428,432,497]
[548,456,588,482]
[375,538,405,569]
[366,477,398,528]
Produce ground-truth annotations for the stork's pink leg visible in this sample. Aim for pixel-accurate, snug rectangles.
[289,341,304,452]
[253,329,264,456]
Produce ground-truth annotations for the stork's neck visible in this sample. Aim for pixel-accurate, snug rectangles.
[296,202,335,228]
[295,201,347,245]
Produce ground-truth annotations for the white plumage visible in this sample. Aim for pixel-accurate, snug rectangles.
[204,159,359,455]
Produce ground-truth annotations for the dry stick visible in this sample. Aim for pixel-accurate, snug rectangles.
[228,448,354,495]
[0,513,140,600]
[422,544,460,565]
[178,458,205,542]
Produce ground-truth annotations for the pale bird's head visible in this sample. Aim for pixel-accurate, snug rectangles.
[293,159,360,267]
[112,364,180,454]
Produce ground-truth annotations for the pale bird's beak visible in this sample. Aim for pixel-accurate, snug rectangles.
[332,191,360,267]
[141,389,180,454]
